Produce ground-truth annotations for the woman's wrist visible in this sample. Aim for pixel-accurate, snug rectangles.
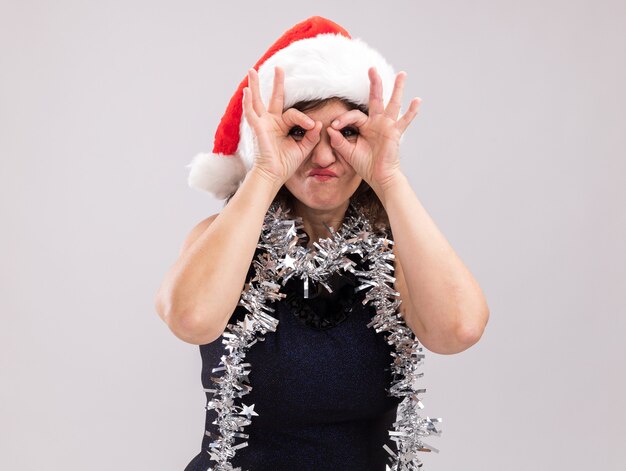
[370,171,408,207]
[246,166,284,197]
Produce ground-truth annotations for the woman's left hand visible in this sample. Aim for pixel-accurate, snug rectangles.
[326,67,421,194]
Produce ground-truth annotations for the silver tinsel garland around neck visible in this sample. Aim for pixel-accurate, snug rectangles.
[203,200,442,470]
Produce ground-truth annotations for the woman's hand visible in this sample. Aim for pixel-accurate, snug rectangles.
[325,67,422,194]
[243,67,322,185]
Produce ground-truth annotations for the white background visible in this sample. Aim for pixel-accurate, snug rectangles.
[1,1,624,469]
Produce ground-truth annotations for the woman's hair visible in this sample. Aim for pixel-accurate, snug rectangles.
[225,96,391,234]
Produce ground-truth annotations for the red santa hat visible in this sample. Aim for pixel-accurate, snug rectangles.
[186,16,398,199]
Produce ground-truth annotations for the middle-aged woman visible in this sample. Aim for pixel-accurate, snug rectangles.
[155,16,489,471]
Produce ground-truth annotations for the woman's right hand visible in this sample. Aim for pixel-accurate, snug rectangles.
[242,66,322,185]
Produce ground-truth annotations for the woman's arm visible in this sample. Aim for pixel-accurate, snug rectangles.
[379,172,490,354]
[323,67,489,354]
[155,66,319,345]
[154,169,281,345]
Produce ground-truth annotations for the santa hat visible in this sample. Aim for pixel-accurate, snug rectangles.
[186,16,399,199]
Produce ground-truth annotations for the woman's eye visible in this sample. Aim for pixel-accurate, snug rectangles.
[341,126,359,139]
[288,126,306,140]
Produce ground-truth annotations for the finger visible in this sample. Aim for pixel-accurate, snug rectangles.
[327,126,355,164]
[329,109,368,130]
[282,108,316,131]
[267,66,285,115]
[242,87,261,127]
[396,97,422,134]
[247,68,266,116]
[385,71,406,120]
[368,67,385,115]
[297,120,322,154]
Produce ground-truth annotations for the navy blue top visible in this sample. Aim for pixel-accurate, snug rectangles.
[184,242,401,471]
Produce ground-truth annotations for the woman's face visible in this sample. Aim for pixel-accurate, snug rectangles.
[284,100,363,211]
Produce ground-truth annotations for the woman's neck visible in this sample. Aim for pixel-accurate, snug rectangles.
[292,200,350,247]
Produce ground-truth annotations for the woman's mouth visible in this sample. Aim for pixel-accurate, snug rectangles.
[311,175,335,181]
[308,169,338,181]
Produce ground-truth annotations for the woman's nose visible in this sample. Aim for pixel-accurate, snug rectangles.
[310,130,337,167]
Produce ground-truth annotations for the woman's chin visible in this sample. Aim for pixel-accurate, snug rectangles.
[295,194,347,211]
[286,178,361,211]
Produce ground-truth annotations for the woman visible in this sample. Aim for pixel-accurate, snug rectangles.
[155,16,489,471]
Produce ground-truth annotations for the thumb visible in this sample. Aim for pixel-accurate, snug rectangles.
[327,127,354,164]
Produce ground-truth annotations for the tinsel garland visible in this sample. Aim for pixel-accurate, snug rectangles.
[203,201,442,470]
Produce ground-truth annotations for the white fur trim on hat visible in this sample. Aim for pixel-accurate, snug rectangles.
[239,34,398,171]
